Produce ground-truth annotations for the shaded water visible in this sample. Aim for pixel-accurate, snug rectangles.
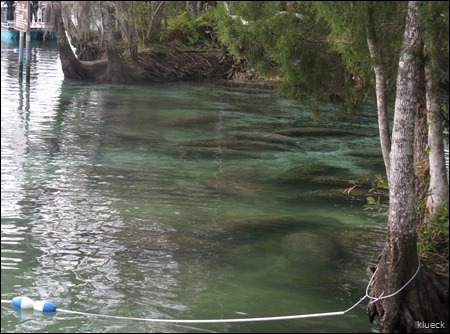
[1,40,387,333]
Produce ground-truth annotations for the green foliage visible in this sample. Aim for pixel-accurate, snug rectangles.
[418,205,449,270]
[165,10,216,47]
[365,195,382,208]
[312,1,406,105]
[346,173,388,192]
[371,173,389,190]
[421,1,449,91]
[133,1,154,45]
[212,1,447,115]
[212,2,271,68]
[213,1,353,102]
[345,173,389,212]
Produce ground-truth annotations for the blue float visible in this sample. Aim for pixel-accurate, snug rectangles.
[33,300,57,312]
[11,296,35,309]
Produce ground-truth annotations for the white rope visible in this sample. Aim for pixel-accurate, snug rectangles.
[55,309,346,323]
[366,259,421,304]
[1,260,421,324]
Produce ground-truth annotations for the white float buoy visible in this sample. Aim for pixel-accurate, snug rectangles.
[33,300,57,312]
[11,296,35,309]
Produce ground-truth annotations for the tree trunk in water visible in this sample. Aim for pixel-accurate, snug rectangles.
[49,1,100,80]
[366,3,391,183]
[63,1,102,61]
[366,2,449,332]
[48,1,140,82]
[99,1,138,83]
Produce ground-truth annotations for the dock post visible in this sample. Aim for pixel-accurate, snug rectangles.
[18,31,24,82]
[26,20,31,82]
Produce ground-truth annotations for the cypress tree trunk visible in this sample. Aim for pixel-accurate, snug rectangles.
[146,1,164,44]
[113,1,139,62]
[367,2,448,332]
[368,1,422,330]
[98,1,137,83]
[366,3,391,183]
[425,40,449,216]
[48,1,138,83]
[413,74,428,224]
[49,1,102,80]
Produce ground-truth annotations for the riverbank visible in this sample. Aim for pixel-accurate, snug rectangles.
[135,42,256,82]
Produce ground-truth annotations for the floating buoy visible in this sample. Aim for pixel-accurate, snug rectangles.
[11,296,35,309]
[33,300,57,312]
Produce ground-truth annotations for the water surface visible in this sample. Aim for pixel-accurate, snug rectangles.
[1,40,387,333]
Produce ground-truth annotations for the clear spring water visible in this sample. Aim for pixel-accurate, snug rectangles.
[1,40,388,333]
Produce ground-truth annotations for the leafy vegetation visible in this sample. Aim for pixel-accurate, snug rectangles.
[418,205,449,271]
[213,2,352,102]
[165,10,217,47]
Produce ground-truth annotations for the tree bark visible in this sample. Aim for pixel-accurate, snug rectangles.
[372,1,421,330]
[98,1,137,83]
[367,2,449,332]
[113,1,139,62]
[146,1,165,44]
[413,74,428,224]
[365,2,449,332]
[425,40,449,216]
[366,3,391,183]
[49,1,106,80]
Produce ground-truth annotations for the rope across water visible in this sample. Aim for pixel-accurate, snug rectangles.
[1,260,421,324]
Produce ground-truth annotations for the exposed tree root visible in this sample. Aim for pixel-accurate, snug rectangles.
[367,262,449,333]
[51,1,247,84]
[136,44,252,82]
[61,41,250,84]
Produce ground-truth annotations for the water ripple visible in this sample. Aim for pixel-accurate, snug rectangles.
[0,40,393,333]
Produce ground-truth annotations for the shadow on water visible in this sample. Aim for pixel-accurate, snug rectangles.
[1,44,386,333]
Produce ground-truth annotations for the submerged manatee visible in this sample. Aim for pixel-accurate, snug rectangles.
[275,127,367,137]
[229,131,300,147]
[281,232,339,267]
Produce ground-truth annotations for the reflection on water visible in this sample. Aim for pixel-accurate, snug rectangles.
[1,40,388,333]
